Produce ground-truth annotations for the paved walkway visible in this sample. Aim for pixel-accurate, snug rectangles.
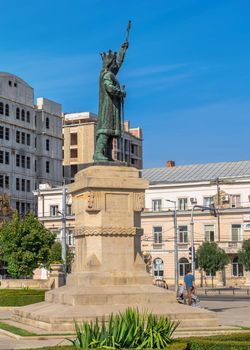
[0,298,249,349]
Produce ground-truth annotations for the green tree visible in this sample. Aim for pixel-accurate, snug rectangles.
[238,239,250,271]
[0,212,56,278]
[47,241,74,273]
[196,241,229,287]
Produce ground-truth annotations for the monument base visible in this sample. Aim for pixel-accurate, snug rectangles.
[13,165,219,331]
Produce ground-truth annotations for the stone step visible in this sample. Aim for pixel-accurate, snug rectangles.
[12,301,219,332]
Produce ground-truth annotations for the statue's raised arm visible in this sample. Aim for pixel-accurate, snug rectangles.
[116,20,131,69]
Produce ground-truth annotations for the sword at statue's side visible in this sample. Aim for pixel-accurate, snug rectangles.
[121,84,125,162]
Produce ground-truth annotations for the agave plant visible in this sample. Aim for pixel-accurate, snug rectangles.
[70,307,179,349]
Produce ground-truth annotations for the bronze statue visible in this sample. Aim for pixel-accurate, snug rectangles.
[93,21,131,162]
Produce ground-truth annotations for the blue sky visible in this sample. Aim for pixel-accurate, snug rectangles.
[1,0,250,167]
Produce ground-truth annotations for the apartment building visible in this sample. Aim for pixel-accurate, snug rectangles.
[34,184,75,249]
[63,112,143,181]
[0,72,63,215]
[141,160,250,287]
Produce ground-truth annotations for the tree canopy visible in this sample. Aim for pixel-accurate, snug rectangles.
[0,212,56,278]
[196,241,229,275]
[238,239,250,271]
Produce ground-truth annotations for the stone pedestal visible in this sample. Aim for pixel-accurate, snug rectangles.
[13,165,218,331]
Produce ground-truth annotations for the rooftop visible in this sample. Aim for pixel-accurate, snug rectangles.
[142,160,250,184]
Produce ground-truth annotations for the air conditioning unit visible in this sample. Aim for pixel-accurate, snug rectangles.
[190,197,197,204]
[222,195,229,202]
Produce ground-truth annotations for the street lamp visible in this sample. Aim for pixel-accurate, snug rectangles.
[190,205,217,275]
[165,199,179,296]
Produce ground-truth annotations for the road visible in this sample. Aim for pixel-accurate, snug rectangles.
[199,294,250,328]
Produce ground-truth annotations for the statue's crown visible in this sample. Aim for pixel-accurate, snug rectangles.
[100,50,117,68]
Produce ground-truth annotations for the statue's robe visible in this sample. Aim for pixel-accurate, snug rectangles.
[96,70,121,138]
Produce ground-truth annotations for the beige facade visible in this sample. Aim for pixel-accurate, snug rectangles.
[63,112,143,181]
[141,160,250,287]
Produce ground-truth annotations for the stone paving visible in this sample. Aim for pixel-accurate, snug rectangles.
[0,297,249,349]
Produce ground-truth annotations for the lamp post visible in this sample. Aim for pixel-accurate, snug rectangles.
[190,205,217,275]
[165,199,179,296]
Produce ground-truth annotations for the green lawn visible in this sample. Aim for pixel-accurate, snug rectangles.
[0,288,45,306]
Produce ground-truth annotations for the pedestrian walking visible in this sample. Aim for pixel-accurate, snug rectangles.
[184,268,195,306]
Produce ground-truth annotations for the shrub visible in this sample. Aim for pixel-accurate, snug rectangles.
[186,339,250,350]
[71,307,179,349]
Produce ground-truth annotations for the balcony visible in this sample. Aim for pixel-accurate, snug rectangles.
[218,241,243,254]
[152,243,163,250]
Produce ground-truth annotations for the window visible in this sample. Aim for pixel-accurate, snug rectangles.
[5,152,9,165]
[26,180,31,192]
[21,109,25,121]
[230,195,240,208]
[0,126,3,139]
[70,133,78,145]
[34,159,37,172]
[204,225,215,242]
[0,151,3,163]
[5,104,9,116]
[50,205,59,216]
[26,203,31,213]
[14,82,17,87]
[21,155,25,168]
[68,230,75,246]
[5,128,9,140]
[21,132,25,144]
[178,198,188,210]
[26,134,30,146]
[26,111,30,123]
[66,204,72,215]
[179,257,191,277]
[26,157,30,169]
[203,196,214,207]
[16,154,20,167]
[8,80,12,87]
[0,175,3,188]
[5,176,9,189]
[71,165,78,178]
[153,226,162,244]
[0,102,3,115]
[16,130,20,143]
[70,149,78,158]
[35,115,37,127]
[16,178,20,191]
[16,201,20,212]
[231,224,242,242]
[179,225,188,243]
[46,161,50,173]
[21,179,25,191]
[153,258,164,278]
[46,117,49,129]
[34,137,37,148]
[16,108,20,119]
[152,199,162,212]
[21,202,25,216]
[232,256,244,277]
[46,139,50,151]
[205,270,216,277]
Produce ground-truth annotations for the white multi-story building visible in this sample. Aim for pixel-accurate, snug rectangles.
[0,73,63,215]
[34,184,75,248]
[141,160,250,287]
